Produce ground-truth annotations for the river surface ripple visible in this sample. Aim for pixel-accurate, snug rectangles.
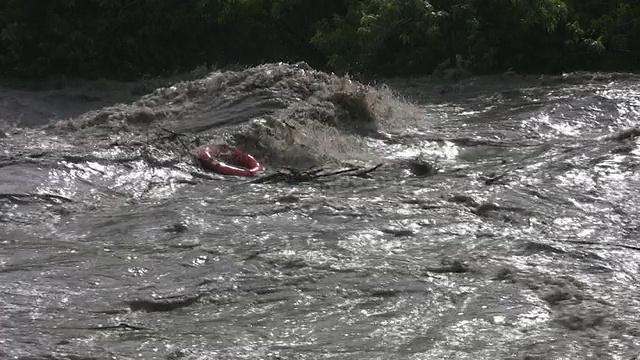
[1,71,640,359]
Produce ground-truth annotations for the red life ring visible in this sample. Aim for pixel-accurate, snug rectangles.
[198,144,264,177]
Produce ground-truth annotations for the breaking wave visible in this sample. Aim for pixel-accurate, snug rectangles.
[42,62,424,169]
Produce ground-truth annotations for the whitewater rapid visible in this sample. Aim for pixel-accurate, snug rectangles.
[1,64,639,359]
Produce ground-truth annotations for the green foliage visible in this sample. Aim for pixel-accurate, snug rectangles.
[0,0,638,80]
[312,0,445,76]
[312,0,577,74]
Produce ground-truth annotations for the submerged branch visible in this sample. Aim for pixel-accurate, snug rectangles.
[561,239,640,252]
[159,126,188,138]
[0,193,73,203]
[252,164,383,184]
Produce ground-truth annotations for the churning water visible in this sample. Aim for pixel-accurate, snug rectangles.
[1,64,639,359]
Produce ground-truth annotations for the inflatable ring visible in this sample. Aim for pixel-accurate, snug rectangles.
[198,144,264,177]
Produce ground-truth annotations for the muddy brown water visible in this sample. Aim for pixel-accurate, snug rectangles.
[1,65,639,359]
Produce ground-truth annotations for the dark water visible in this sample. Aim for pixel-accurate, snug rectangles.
[1,65,640,359]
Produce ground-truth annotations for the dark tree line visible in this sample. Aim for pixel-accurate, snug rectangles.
[0,0,638,80]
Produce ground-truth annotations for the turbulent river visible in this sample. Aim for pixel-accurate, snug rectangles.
[1,63,639,360]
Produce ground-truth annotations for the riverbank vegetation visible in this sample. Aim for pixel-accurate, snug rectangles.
[1,0,638,80]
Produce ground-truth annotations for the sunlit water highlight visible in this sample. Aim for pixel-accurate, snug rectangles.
[1,67,640,359]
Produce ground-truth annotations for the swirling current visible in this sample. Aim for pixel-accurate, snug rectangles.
[1,64,639,359]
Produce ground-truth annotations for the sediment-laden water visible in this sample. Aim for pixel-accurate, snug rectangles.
[1,64,639,359]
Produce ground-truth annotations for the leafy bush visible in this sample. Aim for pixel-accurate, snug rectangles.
[0,0,638,80]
